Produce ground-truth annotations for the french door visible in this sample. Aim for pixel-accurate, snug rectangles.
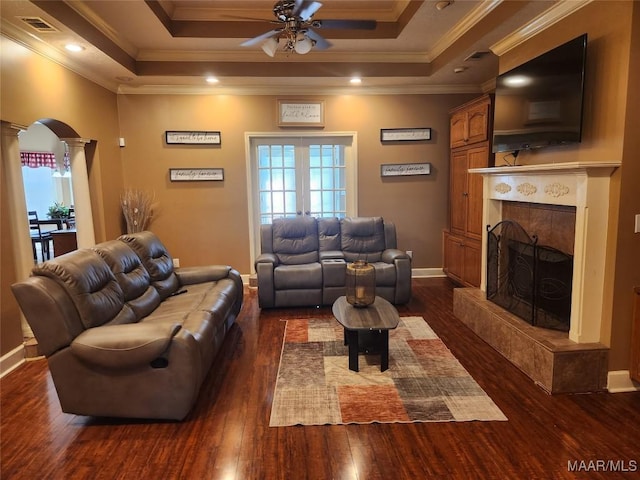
[247,133,357,260]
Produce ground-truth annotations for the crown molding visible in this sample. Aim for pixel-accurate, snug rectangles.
[0,26,120,93]
[490,0,594,56]
[136,50,429,63]
[480,76,496,93]
[66,0,139,56]
[170,2,405,22]
[116,83,483,96]
[426,0,503,62]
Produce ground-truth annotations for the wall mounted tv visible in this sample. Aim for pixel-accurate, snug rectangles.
[492,33,587,154]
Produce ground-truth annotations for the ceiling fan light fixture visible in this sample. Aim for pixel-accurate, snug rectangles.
[294,34,313,55]
[261,37,279,57]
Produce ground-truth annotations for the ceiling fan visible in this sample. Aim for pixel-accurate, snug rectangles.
[240,0,377,57]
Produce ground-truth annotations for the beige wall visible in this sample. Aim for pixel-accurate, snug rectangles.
[117,93,475,273]
[498,1,639,371]
[0,37,123,357]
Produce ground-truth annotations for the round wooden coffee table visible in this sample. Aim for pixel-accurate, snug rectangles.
[332,296,400,372]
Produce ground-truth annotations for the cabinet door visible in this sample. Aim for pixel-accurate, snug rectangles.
[444,232,464,283]
[466,101,489,144]
[463,238,482,287]
[450,150,468,235]
[450,112,468,149]
[466,145,488,240]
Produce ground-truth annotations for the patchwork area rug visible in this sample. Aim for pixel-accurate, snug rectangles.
[269,317,507,426]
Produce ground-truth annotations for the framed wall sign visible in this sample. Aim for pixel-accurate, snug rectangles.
[380,128,431,142]
[277,100,324,127]
[165,131,221,145]
[381,163,431,177]
[169,168,224,182]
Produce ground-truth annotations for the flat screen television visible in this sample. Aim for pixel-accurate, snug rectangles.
[492,33,587,154]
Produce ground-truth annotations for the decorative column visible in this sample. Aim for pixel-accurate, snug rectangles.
[63,138,95,247]
[1,121,34,337]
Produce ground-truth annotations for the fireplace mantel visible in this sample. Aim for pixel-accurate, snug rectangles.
[470,161,620,344]
[469,161,620,207]
[470,161,620,175]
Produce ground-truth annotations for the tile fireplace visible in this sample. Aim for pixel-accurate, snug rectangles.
[453,162,620,393]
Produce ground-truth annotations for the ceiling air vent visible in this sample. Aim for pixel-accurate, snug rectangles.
[19,17,58,33]
[464,50,491,61]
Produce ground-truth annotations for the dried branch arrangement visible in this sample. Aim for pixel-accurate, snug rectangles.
[120,188,155,233]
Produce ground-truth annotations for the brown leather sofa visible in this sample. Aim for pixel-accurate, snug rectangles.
[255,216,411,308]
[11,231,243,420]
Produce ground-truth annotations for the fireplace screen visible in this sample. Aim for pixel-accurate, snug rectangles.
[487,220,573,332]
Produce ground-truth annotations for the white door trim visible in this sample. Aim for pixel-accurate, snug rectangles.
[244,131,358,272]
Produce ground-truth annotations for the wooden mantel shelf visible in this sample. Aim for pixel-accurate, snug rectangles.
[470,161,621,176]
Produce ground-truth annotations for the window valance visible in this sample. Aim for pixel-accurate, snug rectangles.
[20,151,70,170]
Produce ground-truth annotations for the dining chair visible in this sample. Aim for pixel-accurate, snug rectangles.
[67,205,76,228]
[28,211,52,262]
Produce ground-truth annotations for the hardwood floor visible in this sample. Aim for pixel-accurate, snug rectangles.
[2,278,639,479]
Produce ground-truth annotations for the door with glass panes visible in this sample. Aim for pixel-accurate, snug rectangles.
[250,135,356,254]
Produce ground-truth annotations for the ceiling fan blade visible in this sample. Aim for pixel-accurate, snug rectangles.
[297,1,323,21]
[240,29,281,47]
[221,14,279,23]
[306,29,332,50]
[316,19,377,30]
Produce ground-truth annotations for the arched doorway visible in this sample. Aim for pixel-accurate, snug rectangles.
[1,118,96,338]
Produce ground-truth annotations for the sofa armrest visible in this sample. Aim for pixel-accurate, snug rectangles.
[383,249,412,304]
[71,322,182,369]
[255,259,276,308]
[255,252,278,266]
[381,248,410,263]
[175,265,232,285]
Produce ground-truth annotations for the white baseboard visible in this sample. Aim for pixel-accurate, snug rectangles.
[412,268,446,278]
[607,370,640,393]
[0,344,25,379]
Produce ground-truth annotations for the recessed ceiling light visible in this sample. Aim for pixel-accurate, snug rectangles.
[436,1,453,11]
[350,77,362,85]
[65,43,84,52]
[453,66,467,74]
[206,76,219,84]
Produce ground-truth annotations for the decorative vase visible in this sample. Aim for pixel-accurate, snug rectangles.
[346,260,376,307]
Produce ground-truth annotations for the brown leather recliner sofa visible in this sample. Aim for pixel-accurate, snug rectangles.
[11,231,243,421]
[255,216,411,308]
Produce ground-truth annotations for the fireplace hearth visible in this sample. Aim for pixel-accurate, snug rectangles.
[487,220,573,332]
[453,162,618,393]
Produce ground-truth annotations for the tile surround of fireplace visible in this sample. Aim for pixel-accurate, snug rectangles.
[452,161,620,393]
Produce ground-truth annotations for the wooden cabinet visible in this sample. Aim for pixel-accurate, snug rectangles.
[443,95,493,287]
[443,232,481,288]
[449,145,488,241]
[450,98,490,149]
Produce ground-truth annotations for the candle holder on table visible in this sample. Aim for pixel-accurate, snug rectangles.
[345,260,376,307]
